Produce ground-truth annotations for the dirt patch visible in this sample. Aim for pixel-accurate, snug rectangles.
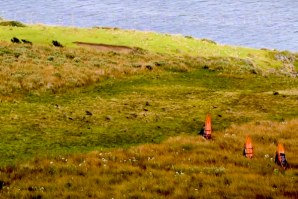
[73,41,135,53]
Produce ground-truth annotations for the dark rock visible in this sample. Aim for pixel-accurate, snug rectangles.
[132,64,142,68]
[105,115,112,121]
[28,186,36,191]
[52,40,63,47]
[143,108,149,111]
[86,111,93,116]
[21,39,32,45]
[203,65,209,70]
[273,91,279,95]
[145,101,150,106]
[11,37,21,43]
[272,184,277,189]
[146,65,153,70]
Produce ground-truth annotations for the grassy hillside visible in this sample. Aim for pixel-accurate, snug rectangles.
[0,23,297,198]
[1,25,298,74]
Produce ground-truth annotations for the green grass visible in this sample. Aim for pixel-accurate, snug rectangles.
[0,58,297,166]
[1,24,297,73]
[0,24,297,198]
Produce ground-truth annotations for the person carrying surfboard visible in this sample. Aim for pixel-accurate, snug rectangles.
[275,143,288,169]
[243,136,253,158]
[203,114,212,139]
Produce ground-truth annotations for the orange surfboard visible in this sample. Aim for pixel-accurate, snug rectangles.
[244,136,253,158]
[277,143,285,154]
[204,114,212,139]
[275,143,288,169]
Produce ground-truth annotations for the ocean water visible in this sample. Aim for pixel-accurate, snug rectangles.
[1,0,297,51]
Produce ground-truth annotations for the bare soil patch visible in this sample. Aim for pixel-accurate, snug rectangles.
[73,41,135,53]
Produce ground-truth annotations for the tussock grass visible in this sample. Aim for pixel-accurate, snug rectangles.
[0,20,26,27]
[0,120,297,198]
[0,42,189,97]
[0,41,297,99]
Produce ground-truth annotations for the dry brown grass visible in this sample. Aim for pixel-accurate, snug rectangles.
[0,42,179,98]
[0,119,297,198]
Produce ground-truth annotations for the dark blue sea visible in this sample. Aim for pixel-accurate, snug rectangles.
[1,0,297,51]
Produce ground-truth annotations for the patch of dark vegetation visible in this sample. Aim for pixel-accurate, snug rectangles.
[201,38,217,44]
[185,35,193,39]
[283,191,298,198]
[132,64,142,68]
[0,20,26,27]
[65,54,75,59]
[0,180,5,190]
[14,52,21,58]
[250,69,258,74]
[92,26,119,30]
[47,56,54,61]
[31,194,43,199]
[255,194,273,199]
[154,61,165,67]
[0,46,13,55]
